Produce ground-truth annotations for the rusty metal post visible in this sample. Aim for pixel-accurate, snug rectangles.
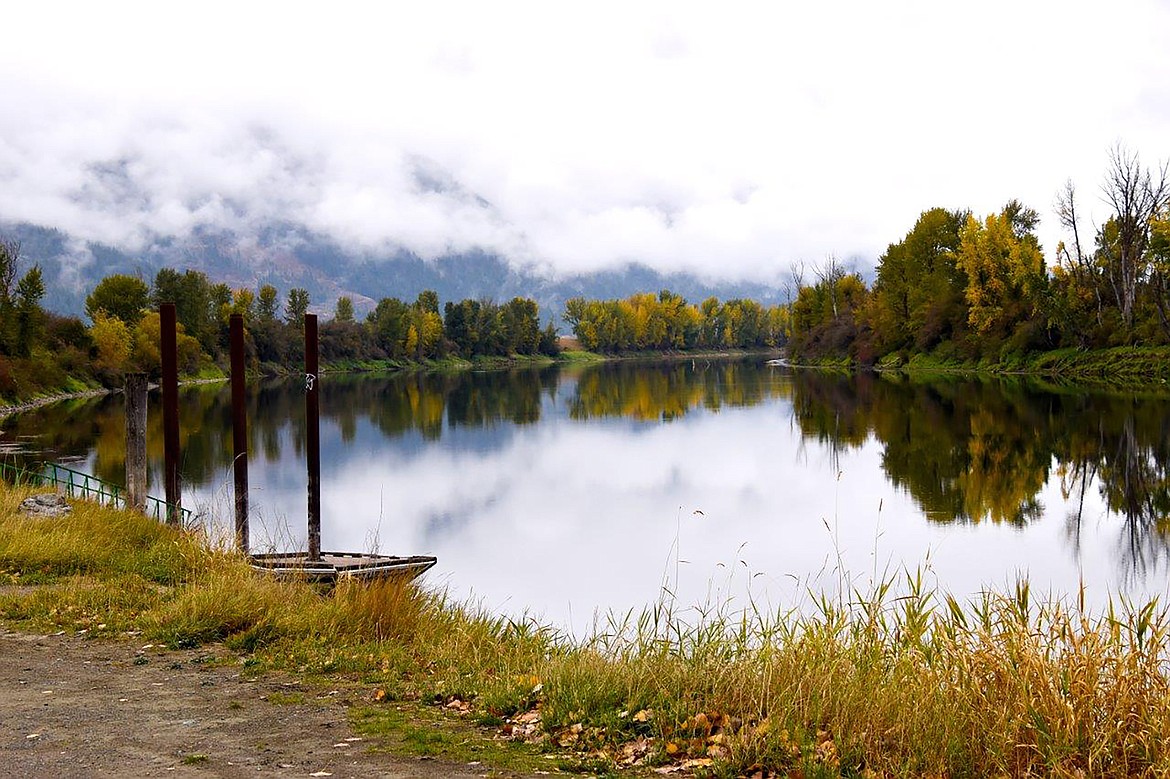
[160,302,182,526]
[230,314,249,553]
[305,313,321,562]
[124,372,148,513]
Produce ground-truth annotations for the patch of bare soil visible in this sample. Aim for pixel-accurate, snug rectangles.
[0,629,490,778]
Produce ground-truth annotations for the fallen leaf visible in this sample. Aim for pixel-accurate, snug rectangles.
[681,758,714,769]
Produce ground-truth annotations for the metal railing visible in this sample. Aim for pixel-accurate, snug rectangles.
[0,460,192,524]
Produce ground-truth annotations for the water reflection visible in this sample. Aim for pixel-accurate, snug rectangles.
[3,362,1170,624]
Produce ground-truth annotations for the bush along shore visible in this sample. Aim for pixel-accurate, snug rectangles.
[3,482,1170,777]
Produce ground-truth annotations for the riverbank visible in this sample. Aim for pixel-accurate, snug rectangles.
[0,377,229,422]
[0,348,779,420]
[2,481,1168,777]
[789,345,1170,389]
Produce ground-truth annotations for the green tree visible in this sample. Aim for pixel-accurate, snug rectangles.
[231,288,256,322]
[13,265,45,357]
[500,297,541,354]
[257,284,280,322]
[539,321,560,356]
[369,297,410,357]
[335,296,355,322]
[285,288,310,326]
[1151,210,1170,338]
[416,289,439,315]
[86,274,150,326]
[152,269,218,355]
[868,208,967,354]
[443,299,478,357]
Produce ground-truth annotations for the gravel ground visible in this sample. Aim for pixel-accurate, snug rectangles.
[0,628,491,778]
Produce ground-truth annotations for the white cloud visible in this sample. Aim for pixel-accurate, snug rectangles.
[1,0,1168,281]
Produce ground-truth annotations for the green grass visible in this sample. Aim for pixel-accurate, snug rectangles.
[3,482,1170,777]
[557,349,607,362]
[874,345,1170,391]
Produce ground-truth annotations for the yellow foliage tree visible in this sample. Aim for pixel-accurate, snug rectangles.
[130,311,203,375]
[89,311,132,374]
[956,208,1045,338]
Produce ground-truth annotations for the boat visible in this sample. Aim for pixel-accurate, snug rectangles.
[250,551,438,583]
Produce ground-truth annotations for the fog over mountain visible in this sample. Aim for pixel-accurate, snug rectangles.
[3,2,1167,320]
[5,218,796,323]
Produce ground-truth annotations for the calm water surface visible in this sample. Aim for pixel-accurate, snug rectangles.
[5,361,1170,630]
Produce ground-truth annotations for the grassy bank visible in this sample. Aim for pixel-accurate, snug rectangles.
[3,483,1170,777]
[861,346,1170,389]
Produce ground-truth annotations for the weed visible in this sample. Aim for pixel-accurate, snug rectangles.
[4,481,1170,777]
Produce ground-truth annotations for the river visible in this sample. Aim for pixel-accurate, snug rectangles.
[3,360,1169,630]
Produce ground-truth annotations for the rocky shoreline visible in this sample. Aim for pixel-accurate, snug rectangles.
[0,378,229,422]
[0,389,113,421]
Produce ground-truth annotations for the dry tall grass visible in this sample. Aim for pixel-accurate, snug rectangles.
[3,482,1169,777]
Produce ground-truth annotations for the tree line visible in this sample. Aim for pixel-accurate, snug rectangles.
[563,291,788,352]
[0,254,567,402]
[86,274,564,377]
[789,146,1170,363]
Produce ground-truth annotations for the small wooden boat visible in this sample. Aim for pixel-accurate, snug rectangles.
[250,551,437,583]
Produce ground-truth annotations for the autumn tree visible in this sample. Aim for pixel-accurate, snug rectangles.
[129,311,203,377]
[788,272,870,359]
[407,291,443,359]
[955,201,1047,350]
[89,311,133,375]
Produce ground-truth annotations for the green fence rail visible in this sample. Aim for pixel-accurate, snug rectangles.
[0,460,192,524]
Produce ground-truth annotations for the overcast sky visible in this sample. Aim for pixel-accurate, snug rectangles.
[2,0,1168,284]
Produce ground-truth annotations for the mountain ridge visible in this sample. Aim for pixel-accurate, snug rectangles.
[3,220,792,323]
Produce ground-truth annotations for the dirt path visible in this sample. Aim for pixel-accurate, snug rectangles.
[0,629,490,778]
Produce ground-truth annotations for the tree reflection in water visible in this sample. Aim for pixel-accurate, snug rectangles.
[2,361,1168,582]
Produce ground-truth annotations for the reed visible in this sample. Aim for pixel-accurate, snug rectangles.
[3,481,1169,777]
